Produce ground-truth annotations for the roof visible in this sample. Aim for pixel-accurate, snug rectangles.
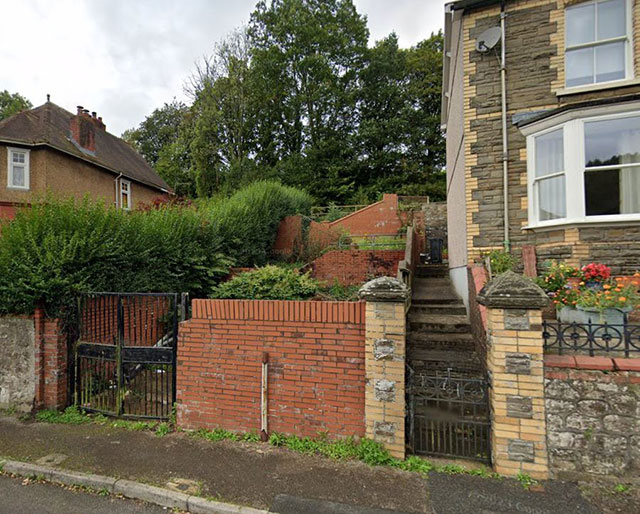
[0,102,169,192]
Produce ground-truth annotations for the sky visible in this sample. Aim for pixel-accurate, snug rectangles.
[0,0,448,136]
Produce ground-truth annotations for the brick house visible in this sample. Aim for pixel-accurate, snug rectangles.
[443,0,640,304]
[0,101,170,218]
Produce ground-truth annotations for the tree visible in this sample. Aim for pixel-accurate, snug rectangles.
[0,91,32,121]
[121,100,187,166]
[248,0,369,203]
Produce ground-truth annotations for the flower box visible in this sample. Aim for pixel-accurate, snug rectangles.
[558,305,631,325]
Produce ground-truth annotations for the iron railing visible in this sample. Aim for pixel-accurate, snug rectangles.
[543,319,640,357]
[407,367,491,463]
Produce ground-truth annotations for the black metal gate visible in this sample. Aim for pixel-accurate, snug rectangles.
[74,293,185,420]
[407,367,491,463]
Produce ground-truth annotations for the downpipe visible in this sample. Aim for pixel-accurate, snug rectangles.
[500,0,510,251]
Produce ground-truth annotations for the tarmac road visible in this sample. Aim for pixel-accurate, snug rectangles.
[0,474,166,514]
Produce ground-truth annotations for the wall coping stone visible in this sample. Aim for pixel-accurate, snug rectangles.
[544,355,640,372]
[477,271,549,309]
[358,277,408,302]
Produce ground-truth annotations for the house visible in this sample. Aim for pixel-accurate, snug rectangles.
[0,101,170,218]
[443,0,640,305]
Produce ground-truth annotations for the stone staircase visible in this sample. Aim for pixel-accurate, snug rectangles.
[407,264,482,377]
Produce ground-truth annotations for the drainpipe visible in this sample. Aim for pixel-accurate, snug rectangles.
[114,173,123,209]
[500,0,510,251]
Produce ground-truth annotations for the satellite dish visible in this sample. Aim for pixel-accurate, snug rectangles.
[476,27,502,53]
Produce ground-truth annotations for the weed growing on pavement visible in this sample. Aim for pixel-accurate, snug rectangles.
[614,483,630,494]
[517,472,538,490]
[35,406,91,425]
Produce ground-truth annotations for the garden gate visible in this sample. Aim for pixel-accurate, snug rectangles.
[74,293,186,420]
[407,367,491,463]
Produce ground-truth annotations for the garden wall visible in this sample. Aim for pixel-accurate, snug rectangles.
[311,250,405,286]
[176,299,366,438]
[0,310,67,412]
[0,316,35,411]
[544,355,640,479]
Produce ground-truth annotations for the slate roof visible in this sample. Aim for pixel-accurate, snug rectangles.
[0,102,169,191]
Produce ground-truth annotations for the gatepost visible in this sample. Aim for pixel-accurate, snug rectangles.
[358,277,409,459]
[476,271,550,480]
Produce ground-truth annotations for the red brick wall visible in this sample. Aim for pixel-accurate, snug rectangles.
[177,299,366,438]
[328,194,402,236]
[0,202,18,220]
[310,249,405,286]
[273,215,304,257]
[34,308,68,410]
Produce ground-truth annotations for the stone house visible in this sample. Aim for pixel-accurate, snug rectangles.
[443,0,640,304]
[0,102,170,218]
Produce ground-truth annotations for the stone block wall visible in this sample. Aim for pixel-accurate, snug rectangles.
[0,316,36,411]
[545,355,640,479]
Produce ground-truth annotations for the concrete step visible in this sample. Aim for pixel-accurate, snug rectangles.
[408,313,470,325]
[412,287,460,303]
[408,349,481,366]
[411,296,461,305]
[408,331,476,344]
[409,303,467,316]
[408,338,476,354]
[415,265,448,278]
[413,277,452,288]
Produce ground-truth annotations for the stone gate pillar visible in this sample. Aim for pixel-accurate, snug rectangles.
[359,277,409,459]
[477,271,549,480]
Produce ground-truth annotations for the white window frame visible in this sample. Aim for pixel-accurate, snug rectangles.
[526,106,640,228]
[120,179,131,210]
[7,147,30,190]
[564,0,634,90]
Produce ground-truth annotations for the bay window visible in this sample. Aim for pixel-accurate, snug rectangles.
[527,108,640,227]
[565,0,632,88]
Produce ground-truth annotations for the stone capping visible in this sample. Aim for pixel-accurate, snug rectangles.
[476,271,549,309]
[358,276,409,303]
[544,354,640,372]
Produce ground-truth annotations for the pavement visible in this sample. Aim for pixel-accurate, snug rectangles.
[0,415,614,513]
[0,473,165,514]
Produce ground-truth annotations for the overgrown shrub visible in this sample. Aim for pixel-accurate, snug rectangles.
[199,181,312,266]
[0,182,311,316]
[210,265,319,300]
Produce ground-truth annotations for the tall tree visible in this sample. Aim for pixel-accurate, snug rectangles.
[248,0,369,203]
[122,100,187,167]
[0,90,32,121]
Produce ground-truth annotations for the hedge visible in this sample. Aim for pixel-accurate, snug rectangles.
[0,181,311,316]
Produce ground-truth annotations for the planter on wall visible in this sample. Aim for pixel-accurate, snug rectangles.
[557,305,631,325]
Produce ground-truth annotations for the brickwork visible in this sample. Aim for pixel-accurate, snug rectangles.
[176,299,366,438]
[459,1,640,270]
[311,250,405,286]
[34,308,68,410]
[328,194,402,237]
[359,277,408,459]
[478,272,550,479]
[544,355,640,479]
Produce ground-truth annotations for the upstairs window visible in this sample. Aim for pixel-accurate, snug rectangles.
[565,0,631,88]
[120,179,131,210]
[7,148,30,190]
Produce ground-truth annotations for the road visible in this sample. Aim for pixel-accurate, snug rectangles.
[0,474,167,514]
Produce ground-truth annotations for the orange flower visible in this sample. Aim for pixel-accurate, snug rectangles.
[615,288,622,292]
[579,281,585,286]
[603,284,611,290]
[620,297,627,302]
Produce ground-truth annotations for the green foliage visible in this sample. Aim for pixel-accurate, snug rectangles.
[614,483,630,494]
[317,281,360,301]
[35,406,91,425]
[535,260,580,293]
[484,249,517,276]
[193,428,241,442]
[155,422,171,437]
[211,265,319,300]
[516,472,538,490]
[0,196,230,316]
[0,90,32,121]
[123,3,445,204]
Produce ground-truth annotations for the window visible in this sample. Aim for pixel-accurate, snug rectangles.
[120,179,131,210]
[565,0,631,88]
[527,109,640,226]
[7,148,30,190]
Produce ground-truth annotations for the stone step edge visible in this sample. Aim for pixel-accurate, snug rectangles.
[0,458,266,514]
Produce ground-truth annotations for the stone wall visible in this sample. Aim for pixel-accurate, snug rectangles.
[0,317,35,412]
[545,355,640,479]
[460,1,640,270]
[423,201,447,258]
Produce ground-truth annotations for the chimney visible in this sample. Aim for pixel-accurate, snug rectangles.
[70,106,96,152]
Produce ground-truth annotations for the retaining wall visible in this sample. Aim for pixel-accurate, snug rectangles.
[545,355,640,479]
[0,317,36,411]
[176,299,366,438]
[311,250,405,286]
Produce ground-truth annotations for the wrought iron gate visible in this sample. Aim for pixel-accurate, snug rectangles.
[75,293,184,420]
[407,367,491,463]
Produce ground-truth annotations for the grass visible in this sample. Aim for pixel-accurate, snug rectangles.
[34,407,499,480]
[338,235,406,251]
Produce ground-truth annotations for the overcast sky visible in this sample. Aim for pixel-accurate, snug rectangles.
[0,0,448,136]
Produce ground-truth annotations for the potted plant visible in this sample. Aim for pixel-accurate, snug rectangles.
[570,280,639,325]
